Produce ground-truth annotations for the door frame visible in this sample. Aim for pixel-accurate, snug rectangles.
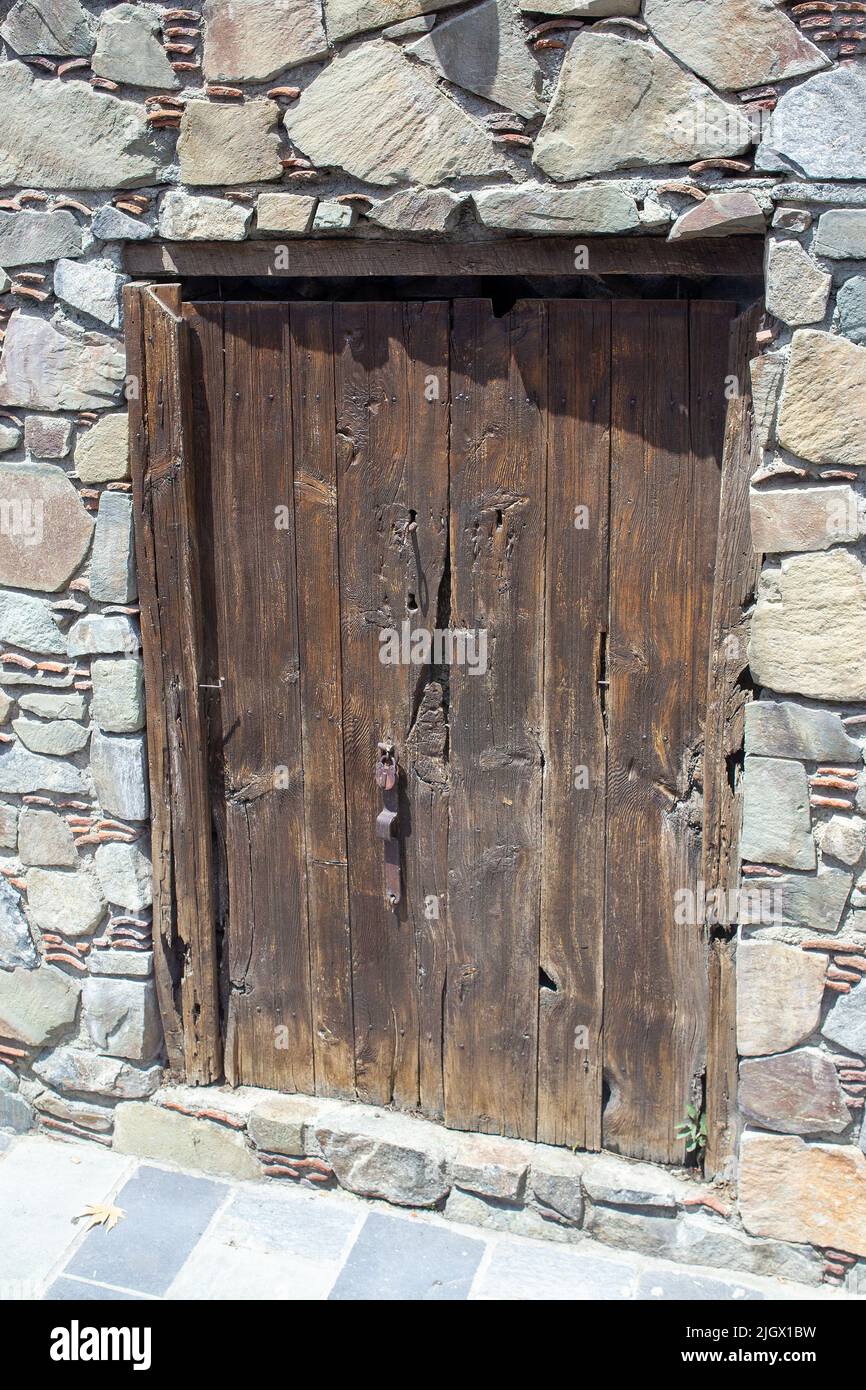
[124,240,764,1174]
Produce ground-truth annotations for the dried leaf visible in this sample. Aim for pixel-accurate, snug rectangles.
[77,1202,125,1232]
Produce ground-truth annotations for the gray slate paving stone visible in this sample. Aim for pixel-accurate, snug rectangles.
[475,1239,636,1300]
[637,1267,763,1300]
[46,1276,146,1300]
[220,1185,359,1262]
[329,1210,484,1301]
[65,1164,226,1296]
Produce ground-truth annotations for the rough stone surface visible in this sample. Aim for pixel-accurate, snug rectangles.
[91,206,153,242]
[284,41,510,187]
[0,423,21,454]
[815,815,865,868]
[644,0,827,92]
[0,964,79,1047]
[89,949,153,979]
[581,1155,687,1211]
[408,0,541,119]
[248,1093,320,1156]
[769,867,853,934]
[315,1105,450,1206]
[255,194,317,235]
[0,876,36,969]
[114,1102,259,1179]
[533,34,749,182]
[737,941,826,1056]
[516,0,640,10]
[83,978,161,1061]
[0,1092,32,1133]
[54,259,126,330]
[90,729,148,821]
[739,1048,851,1136]
[365,188,464,234]
[24,415,74,460]
[740,756,815,870]
[448,1133,530,1201]
[814,210,866,261]
[178,100,283,187]
[757,65,866,180]
[668,191,765,241]
[91,3,179,90]
[324,0,464,43]
[765,240,831,326]
[67,614,139,657]
[33,1045,161,1100]
[18,691,86,720]
[0,313,125,411]
[0,59,162,189]
[27,866,106,938]
[0,0,95,56]
[89,493,135,604]
[443,1187,578,1243]
[17,807,77,868]
[203,0,329,81]
[529,1147,585,1223]
[749,484,858,555]
[473,183,640,235]
[12,716,89,756]
[749,550,866,701]
[0,743,88,795]
[0,210,83,267]
[94,841,152,912]
[159,191,252,242]
[739,1132,866,1256]
[822,977,866,1057]
[837,276,866,347]
[74,414,129,484]
[0,462,93,592]
[0,804,18,850]
[0,591,66,656]
[312,201,355,232]
[91,657,144,734]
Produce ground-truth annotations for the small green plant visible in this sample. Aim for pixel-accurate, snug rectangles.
[676,1103,707,1155]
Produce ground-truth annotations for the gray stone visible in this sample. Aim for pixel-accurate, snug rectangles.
[814,211,866,261]
[408,0,542,119]
[53,259,127,331]
[740,1048,851,1136]
[473,183,641,235]
[178,100,283,187]
[750,351,786,451]
[583,1202,676,1257]
[0,313,125,411]
[0,803,18,850]
[772,207,812,234]
[94,841,151,912]
[745,704,861,765]
[324,0,464,43]
[0,963,79,1047]
[91,658,144,734]
[749,551,866,701]
[0,210,83,267]
[815,816,865,868]
[737,940,827,1056]
[365,188,464,234]
[83,977,161,1061]
[12,716,89,756]
[0,1092,32,1133]
[311,201,356,232]
[32,1089,113,1132]
[18,807,77,867]
[516,0,641,11]
[529,1147,584,1223]
[91,206,153,243]
[383,15,435,38]
[315,1104,450,1207]
[0,462,93,592]
[90,729,148,821]
[765,240,831,327]
[444,1187,580,1244]
[0,876,36,969]
[0,743,88,794]
[113,1102,259,1179]
[89,949,153,979]
[0,424,21,454]
[159,191,252,243]
[837,277,866,348]
[284,41,510,187]
[27,866,106,938]
[823,977,866,1057]
[740,756,815,870]
[203,0,329,82]
[579,1153,685,1210]
[755,867,852,934]
[24,416,74,460]
[248,1093,320,1156]
[533,34,750,182]
[255,195,317,235]
[0,592,66,655]
[757,65,866,180]
[33,1045,161,1100]
[447,1132,530,1200]
[750,484,858,555]
[0,1063,17,1092]
[89,493,135,603]
[74,414,129,484]
[643,0,827,92]
[668,191,765,241]
[0,0,95,56]
[18,690,86,720]
[92,3,179,90]
[67,614,139,657]
[672,1212,822,1286]
[0,59,162,189]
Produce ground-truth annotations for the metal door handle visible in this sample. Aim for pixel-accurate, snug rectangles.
[375,741,401,909]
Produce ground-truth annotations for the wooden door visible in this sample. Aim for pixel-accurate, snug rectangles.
[129,290,737,1163]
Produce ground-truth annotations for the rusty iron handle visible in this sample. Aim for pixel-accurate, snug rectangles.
[375,742,401,909]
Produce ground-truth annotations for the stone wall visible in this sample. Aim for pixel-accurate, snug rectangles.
[1,0,866,1284]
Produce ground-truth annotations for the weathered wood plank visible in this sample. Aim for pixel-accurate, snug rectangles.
[444,299,547,1140]
[537,301,611,1151]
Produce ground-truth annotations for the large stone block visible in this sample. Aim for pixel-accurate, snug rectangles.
[749,551,866,701]
[0,591,66,655]
[203,0,329,82]
[91,657,144,734]
[83,977,161,1060]
[0,210,83,267]
[447,1131,530,1201]
[822,977,866,1057]
[0,963,80,1047]
[765,239,831,327]
[315,1104,451,1206]
[91,3,179,90]
[89,493,136,603]
[33,1045,161,1100]
[284,41,510,187]
[0,462,94,592]
[408,0,542,120]
[739,1131,866,1256]
[0,0,95,56]
[12,716,89,756]
[837,275,866,347]
[766,868,853,935]
[750,485,858,555]
[0,743,89,795]
[668,191,765,241]
[0,313,125,411]
[0,59,162,189]
[54,259,127,331]
[814,211,866,261]
[529,1146,585,1222]
[74,414,129,483]
[533,34,749,182]
[365,188,464,235]
[740,756,814,870]
[25,415,74,460]
[114,1101,260,1178]
[159,191,252,243]
[473,183,641,235]
[739,1048,851,1136]
[815,815,865,868]
[776,330,866,470]
[758,66,866,180]
[17,690,86,720]
[644,0,827,92]
[90,729,149,821]
[0,876,36,969]
[27,867,106,938]
[67,614,139,656]
[324,0,463,43]
[178,100,283,187]
[248,1093,320,1156]
[255,195,317,236]
[94,841,152,912]
[737,940,826,1056]
[91,206,153,243]
[18,807,77,868]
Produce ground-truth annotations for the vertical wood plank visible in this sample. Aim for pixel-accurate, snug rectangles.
[537,301,611,1150]
[444,299,547,1140]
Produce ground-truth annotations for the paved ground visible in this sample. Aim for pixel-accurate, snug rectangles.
[0,1132,839,1302]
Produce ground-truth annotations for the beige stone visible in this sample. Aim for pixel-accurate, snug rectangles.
[159,191,252,242]
[0,964,80,1048]
[749,351,785,450]
[668,191,765,241]
[255,194,317,235]
[0,462,94,593]
[473,183,641,235]
[248,1093,320,1155]
[736,941,826,1057]
[203,0,328,82]
[74,414,129,483]
[114,1101,260,1179]
[644,0,827,92]
[815,815,865,868]
[324,0,464,43]
[0,312,125,412]
[178,100,283,186]
[777,330,866,470]
[739,1132,866,1257]
[517,0,640,10]
[749,484,859,555]
[366,188,465,234]
[765,240,831,327]
[748,550,866,701]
